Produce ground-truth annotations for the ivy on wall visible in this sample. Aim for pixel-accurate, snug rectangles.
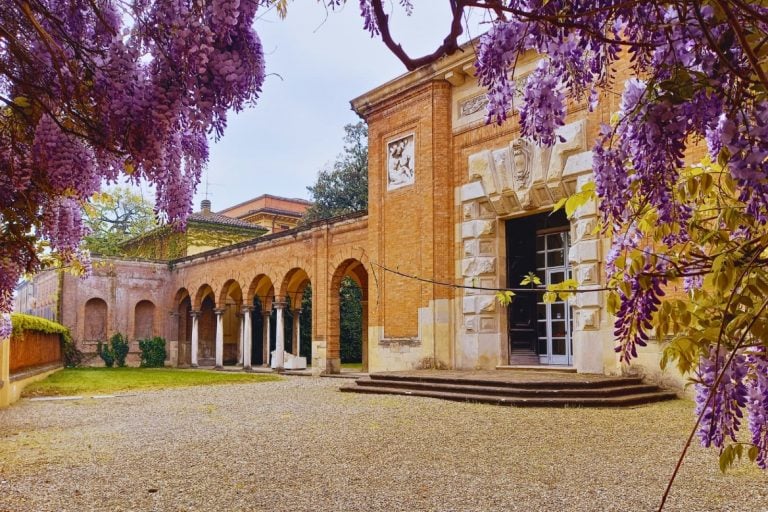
[119,223,265,260]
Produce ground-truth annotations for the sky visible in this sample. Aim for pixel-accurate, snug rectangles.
[175,3,488,212]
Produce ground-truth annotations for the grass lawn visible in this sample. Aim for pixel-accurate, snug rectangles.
[22,368,281,397]
[340,362,363,370]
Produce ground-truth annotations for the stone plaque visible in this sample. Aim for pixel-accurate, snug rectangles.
[387,134,415,191]
[459,94,489,118]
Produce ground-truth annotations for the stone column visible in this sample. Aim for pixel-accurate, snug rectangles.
[361,300,369,372]
[214,308,225,369]
[190,310,200,368]
[242,306,253,370]
[292,309,301,357]
[169,311,180,367]
[272,300,287,370]
[238,311,244,366]
[262,310,271,367]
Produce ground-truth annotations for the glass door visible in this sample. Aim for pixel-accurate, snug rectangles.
[535,230,573,365]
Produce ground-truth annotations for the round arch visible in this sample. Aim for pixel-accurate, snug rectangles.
[329,259,369,373]
[174,288,193,366]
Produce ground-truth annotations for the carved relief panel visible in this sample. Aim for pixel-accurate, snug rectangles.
[387,133,415,191]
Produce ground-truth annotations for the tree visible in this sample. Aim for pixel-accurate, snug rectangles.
[329,0,768,489]
[82,188,158,256]
[0,1,266,339]
[303,122,368,223]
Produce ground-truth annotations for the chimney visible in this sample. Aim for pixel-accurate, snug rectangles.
[201,199,212,215]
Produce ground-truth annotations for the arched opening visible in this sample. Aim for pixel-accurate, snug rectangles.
[175,289,192,366]
[247,275,274,368]
[329,259,369,373]
[219,280,243,366]
[278,268,311,370]
[84,298,108,342]
[195,284,217,366]
[134,300,156,340]
[340,278,363,367]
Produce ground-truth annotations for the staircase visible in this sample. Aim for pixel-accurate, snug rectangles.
[340,372,677,408]
[508,348,541,366]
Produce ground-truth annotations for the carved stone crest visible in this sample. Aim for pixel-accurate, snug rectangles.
[387,134,415,190]
[459,94,489,118]
[512,138,532,190]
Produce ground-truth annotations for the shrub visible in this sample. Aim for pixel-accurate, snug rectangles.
[109,333,130,367]
[139,337,166,368]
[62,337,84,368]
[97,340,115,367]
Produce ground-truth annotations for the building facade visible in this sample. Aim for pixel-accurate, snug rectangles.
[14,46,682,386]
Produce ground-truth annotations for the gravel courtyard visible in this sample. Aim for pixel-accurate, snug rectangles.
[0,376,766,512]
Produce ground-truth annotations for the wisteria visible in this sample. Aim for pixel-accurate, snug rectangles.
[746,350,768,468]
[695,347,749,450]
[612,262,667,362]
[0,0,266,338]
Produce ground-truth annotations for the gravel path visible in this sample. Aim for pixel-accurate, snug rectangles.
[0,377,766,511]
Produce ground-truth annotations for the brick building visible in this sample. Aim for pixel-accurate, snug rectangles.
[14,44,680,386]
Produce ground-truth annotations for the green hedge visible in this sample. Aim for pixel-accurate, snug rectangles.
[139,337,166,368]
[10,313,83,367]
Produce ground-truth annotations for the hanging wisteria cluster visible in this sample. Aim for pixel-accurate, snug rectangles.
[354,0,768,471]
[0,0,265,337]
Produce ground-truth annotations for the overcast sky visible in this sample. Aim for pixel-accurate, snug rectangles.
[171,3,488,212]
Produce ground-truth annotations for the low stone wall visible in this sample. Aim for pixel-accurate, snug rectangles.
[10,331,62,374]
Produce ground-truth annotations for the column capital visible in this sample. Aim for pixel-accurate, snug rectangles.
[214,308,226,315]
[261,309,272,317]
[292,308,302,315]
[241,305,255,314]
[169,311,179,318]
[190,310,201,318]
[273,300,288,310]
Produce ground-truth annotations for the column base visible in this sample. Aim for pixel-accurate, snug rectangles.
[323,358,341,375]
[214,365,223,370]
[191,364,199,368]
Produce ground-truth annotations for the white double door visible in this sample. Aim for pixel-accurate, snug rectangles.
[535,231,573,366]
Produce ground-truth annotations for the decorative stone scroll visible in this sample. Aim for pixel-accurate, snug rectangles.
[459,94,489,118]
[387,133,415,191]
[466,119,589,216]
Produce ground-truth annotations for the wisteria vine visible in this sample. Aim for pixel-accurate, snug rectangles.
[0,0,266,337]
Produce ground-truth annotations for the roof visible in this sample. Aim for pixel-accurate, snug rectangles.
[216,194,312,219]
[188,211,265,230]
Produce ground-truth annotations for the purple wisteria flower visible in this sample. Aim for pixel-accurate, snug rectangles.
[695,347,749,450]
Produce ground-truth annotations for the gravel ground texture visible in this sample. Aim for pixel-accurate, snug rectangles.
[0,376,766,512]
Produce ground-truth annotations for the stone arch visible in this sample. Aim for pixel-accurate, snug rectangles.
[246,274,276,367]
[218,279,243,306]
[84,297,108,341]
[219,279,244,365]
[246,274,275,310]
[134,300,156,340]
[193,283,216,310]
[328,259,369,373]
[277,267,312,364]
[279,267,311,307]
[194,284,217,363]
[175,288,192,366]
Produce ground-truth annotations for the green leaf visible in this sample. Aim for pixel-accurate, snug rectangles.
[12,96,31,108]
[719,445,734,473]
[749,445,759,462]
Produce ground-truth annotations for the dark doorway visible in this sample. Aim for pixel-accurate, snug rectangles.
[505,210,569,365]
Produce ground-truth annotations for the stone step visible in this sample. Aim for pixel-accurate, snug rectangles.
[496,365,577,373]
[367,373,644,390]
[340,384,678,408]
[353,378,662,398]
